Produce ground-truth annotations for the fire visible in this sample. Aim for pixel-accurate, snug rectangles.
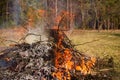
[51,10,96,79]
[27,9,46,28]
[52,30,73,80]
[53,31,96,79]
[51,10,74,30]
[75,57,96,75]
[1,8,95,79]
[63,49,73,69]
[37,9,45,17]
[4,58,11,61]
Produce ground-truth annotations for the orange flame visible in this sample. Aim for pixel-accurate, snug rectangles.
[52,10,96,79]
[53,30,73,79]
[52,10,74,30]
[53,11,95,80]
[37,9,45,17]
[75,57,96,75]
[4,58,11,61]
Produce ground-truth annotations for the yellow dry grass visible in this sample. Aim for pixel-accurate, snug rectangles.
[67,30,120,71]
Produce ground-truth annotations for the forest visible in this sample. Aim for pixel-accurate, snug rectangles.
[0,0,120,30]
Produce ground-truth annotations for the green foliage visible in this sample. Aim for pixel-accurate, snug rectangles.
[0,0,120,29]
[74,0,120,29]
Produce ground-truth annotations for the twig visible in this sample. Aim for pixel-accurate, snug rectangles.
[73,34,111,46]
[73,39,100,46]
[5,40,18,44]
[18,33,42,43]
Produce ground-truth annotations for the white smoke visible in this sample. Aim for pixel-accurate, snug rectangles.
[25,22,48,44]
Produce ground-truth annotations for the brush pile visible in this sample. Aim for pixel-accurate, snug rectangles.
[0,30,113,80]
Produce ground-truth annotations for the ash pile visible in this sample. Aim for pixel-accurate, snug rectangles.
[0,41,55,80]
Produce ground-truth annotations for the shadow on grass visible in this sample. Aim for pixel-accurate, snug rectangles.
[111,70,120,80]
[111,33,120,37]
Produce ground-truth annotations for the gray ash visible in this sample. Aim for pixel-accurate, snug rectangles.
[0,42,55,80]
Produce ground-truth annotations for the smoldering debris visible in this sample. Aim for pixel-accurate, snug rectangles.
[0,41,55,80]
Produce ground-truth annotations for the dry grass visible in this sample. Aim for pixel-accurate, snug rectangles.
[67,30,120,79]
[0,27,27,46]
[67,30,120,72]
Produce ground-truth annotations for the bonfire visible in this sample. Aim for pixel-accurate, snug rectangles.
[0,1,114,79]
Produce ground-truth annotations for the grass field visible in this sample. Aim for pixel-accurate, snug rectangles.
[67,30,120,79]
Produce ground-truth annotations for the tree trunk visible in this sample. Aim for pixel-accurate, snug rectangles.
[81,1,85,30]
[94,4,99,30]
[107,18,110,30]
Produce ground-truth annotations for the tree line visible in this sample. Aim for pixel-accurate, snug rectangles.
[0,0,120,30]
[72,0,120,30]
